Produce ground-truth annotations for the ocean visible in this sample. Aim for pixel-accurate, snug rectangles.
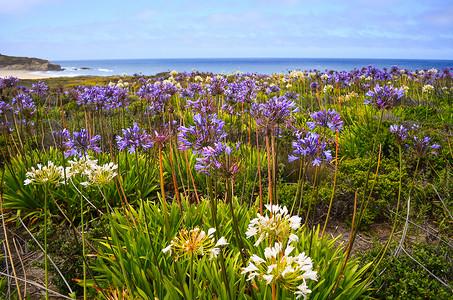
[35,58,453,77]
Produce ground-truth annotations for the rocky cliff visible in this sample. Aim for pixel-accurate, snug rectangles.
[0,54,63,71]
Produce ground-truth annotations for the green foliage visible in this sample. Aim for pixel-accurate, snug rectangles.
[0,148,158,225]
[359,242,453,299]
[337,157,406,229]
[92,197,370,299]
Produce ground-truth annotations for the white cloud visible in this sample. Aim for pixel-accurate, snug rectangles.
[0,0,59,16]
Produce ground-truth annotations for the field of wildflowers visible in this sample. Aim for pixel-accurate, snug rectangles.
[0,65,452,299]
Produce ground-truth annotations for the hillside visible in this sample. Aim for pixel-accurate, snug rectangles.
[0,54,62,71]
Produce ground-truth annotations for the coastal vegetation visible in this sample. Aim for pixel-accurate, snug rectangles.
[0,65,452,299]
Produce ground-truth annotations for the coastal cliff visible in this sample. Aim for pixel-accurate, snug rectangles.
[0,54,63,71]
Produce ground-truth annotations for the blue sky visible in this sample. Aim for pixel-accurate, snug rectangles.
[1,0,452,60]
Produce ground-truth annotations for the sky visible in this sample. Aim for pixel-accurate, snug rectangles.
[1,0,453,61]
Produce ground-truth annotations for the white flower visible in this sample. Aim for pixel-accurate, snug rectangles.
[242,262,259,274]
[162,244,172,255]
[263,274,274,285]
[215,236,228,247]
[295,280,312,300]
[250,254,265,265]
[209,247,220,259]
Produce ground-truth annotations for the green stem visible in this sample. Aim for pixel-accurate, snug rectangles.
[207,175,232,300]
[80,194,86,300]
[44,186,48,300]
[159,144,171,238]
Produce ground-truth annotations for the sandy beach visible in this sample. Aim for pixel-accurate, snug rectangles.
[0,69,54,79]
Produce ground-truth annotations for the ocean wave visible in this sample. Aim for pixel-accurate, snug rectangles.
[98,68,113,72]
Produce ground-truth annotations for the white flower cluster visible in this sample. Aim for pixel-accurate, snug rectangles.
[242,242,317,300]
[66,156,117,187]
[422,84,434,94]
[323,84,334,94]
[246,204,301,246]
[162,227,228,260]
[24,157,118,188]
[24,161,65,186]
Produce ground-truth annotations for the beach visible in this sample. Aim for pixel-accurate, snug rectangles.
[0,69,53,79]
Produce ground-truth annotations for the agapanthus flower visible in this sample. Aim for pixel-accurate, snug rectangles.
[412,136,440,157]
[309,81,319,91]
[162,227,228,260]
[12,92,36,116]
[194,142,242,179]
[251,96,299,133]
[389,124,408,145]
[422,84,434,94]
[0,101,11,114]
[64,129,101,157]
[31,81,48,96]
[289,132,333,166]
[116,123,153,153]
[52,129,70,150]
[246,204,301,246]
[24,161,65,186]
[306,109,343,132]
[242,242,317,300]
[364,84,405,110]
[0,122,13,134]
[65,155,98,178]
[80,162,118,187]
[177,113,226,152]
[0,76,19,88]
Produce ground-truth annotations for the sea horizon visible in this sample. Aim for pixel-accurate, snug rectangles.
[35,57,453,77]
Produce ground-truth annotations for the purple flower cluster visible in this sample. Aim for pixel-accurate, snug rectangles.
[206,76,227,96]
[289,132,333,166]
[365,84,405,110]
[76,85,129,110]
[412,136,440,157]
[307,109,343,132]
[64,129,101,157]
[185,97,215,114]
[195,142,242,179]
[389,124,408,144]
[137,83,173,114]
[0,76,19,89]
[309,81,320,91]
[116,123,153,153]
[390,124,440,156]
[0,101,11,114]
[31,81,48,96]
[251,96,299,132]
[12,93,36,116]
[178,113,227,152]
[0,122,13,133]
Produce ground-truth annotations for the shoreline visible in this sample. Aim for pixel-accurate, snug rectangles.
[0,69,56,80]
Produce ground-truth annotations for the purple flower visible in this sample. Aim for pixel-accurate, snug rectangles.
[177,113,227,152]
[251,96,299,133]
[310,82,320,91]
[0,122,13,133]
[31,81,48,96]
[195,142,242,179]
[389,124,408,145]
[53,129,70,150]
[412,136,440,157]
[116,123,153,153]
[365,84,405,110]
[64,129,101,157]
[289,131,332,166]
[307,109,343,132]
[12,92,36,117]
[0,76,19,89]
[0,101,11,114]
